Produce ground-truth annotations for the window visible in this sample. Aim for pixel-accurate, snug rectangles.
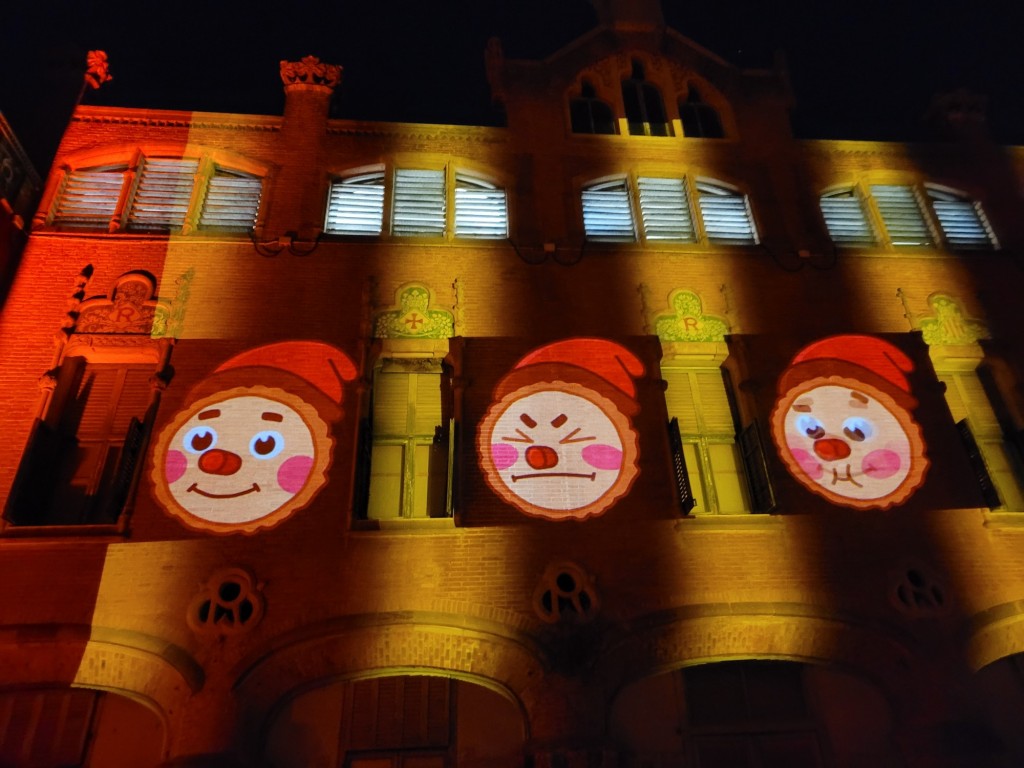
[679,86,725,138]
[364,351,451,521]
[622,60,671,136]
[582,175,757,245]
[325,166,508,240]
[8,359,155,526]
[570,80,616,135]
[821,182,996,250]
[49,154,261,234]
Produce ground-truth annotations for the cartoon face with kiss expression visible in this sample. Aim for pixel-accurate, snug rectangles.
[770,335,929,510]
[151,342,356,533]
[477,339,644,521]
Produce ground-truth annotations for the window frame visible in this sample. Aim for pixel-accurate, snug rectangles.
[580,172,759,247]
[820,180,998,252]
[324,163,509,242]
[43,149,265,236]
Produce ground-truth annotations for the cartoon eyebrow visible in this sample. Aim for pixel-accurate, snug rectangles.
[198,409,221,420]
[849,392,869,408]
[520,413,537,428]
[792,400,813,413]
[502,429,535,444]
[262,412,284,422]
[551,414,568,428]
[559,428,596,444]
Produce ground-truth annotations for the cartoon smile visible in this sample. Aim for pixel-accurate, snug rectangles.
[511,472,597,481]
[186,483,260,499]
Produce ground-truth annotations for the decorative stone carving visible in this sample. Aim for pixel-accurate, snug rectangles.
[76,272,160,335]
[654,289,729,342]
[84,50,112,90]
[279,56,342,89]
[891,565,949,618]
[533,561,599,624]
[187,567,264,637]
[151,267,194,339]
[374,284,454,339]
[919,293,989,347]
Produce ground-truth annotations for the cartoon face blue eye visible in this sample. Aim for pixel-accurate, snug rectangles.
[796,414,825,440]
[842,417,874,442]
[183,426,217,454]
[249,430,285,459]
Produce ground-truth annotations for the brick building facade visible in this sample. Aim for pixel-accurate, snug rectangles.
[2,5,1024,767]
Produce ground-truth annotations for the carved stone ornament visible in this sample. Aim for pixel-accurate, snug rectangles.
[919,293,989,347]
[84,50,112,90]
[280,56,342,88]
[187,567,265,637]
[374,284,454,339]
[76,272,161,335]
[654,289,729,343]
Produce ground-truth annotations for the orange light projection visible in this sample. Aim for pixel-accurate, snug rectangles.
[477,338,644,521]
[770,335,929,510]
[150,341,356,533]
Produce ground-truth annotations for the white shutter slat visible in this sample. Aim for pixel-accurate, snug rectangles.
[638,177,696,241]
[870,184,932,245]
[325,172,385,235]
[454,175,507,238]
[696,182,757,244]
[200,169,261,231]
[393,169,445,236]
[582,179,635,241]
[53,167,126,228]
[820,191,875,245]
[127,158,199,232]
[927,187,995,249]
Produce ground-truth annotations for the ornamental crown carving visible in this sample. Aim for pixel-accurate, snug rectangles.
[919,293,988,347]
[76,272,161,335]
[654,289,729,343]
[374,284,454,340]
[280,56,342,89]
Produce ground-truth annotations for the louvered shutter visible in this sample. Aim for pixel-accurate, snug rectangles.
[393,169,446,236]
[582,179,635,241]
[127,158,199,232]
[820,189,875,245]
[199,168,261,231]
[454,174,507,238]
[325,171,385,235]
[870,184,932,245]
[927,187,995,249]
[637,177,696,241]
[696,181,758,244]
[52,166,126,228]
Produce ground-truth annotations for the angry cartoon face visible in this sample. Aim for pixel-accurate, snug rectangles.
[151,385,333,533]
[771,376,928,509]
[478,380,640,521]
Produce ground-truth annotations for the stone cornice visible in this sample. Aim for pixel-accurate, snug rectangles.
[327,119,508,144]
[71,106,281,132]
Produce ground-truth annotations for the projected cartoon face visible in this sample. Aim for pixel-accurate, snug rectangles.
[771,376,928,510]
[478,381,639,521]
[151,386,332,533]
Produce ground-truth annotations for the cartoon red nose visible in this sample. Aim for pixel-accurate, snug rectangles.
[198,448,243,475]
[525,445,559,470]
[813,438,851,461]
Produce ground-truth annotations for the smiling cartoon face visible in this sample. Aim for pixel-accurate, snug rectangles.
[478,381,640,521]
[151,385,333,533]
[771,376,928,509]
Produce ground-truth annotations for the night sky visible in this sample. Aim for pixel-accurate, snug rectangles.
[3,1,1022,172]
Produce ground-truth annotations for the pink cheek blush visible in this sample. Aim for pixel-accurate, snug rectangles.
[862,449,902,479]
[492,443,519,470]
[277,455,314,494]
[790,448,824,480]
[166,450,188,484]
[582,444,622,470]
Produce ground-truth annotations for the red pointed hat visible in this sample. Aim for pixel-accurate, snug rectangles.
[214,341,358,406]
[789,335,914,394]
[514,338,645,399]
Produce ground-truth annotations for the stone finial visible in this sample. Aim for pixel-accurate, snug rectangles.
[280,55,342,89]
[84,50,112,90]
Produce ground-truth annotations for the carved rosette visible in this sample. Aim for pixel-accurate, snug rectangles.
[280,56,342,89]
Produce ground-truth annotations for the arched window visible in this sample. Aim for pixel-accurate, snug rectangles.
[679,86,725,138]
[570,80,616,135]
[621,60,670,136]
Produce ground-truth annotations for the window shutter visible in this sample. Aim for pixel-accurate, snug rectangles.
[926,186,995,249]
[127,158,199,232]
[669,418,696,514]
[820,189,875,245]
[582,179,635,241]
[637,177,696,241]
[454,174,508,238]
[696,181,758,244]
[392,169,446,236]
[52,166,126,228]
[325,171,385,235]
[738,421,776,513]
[957,419,1001,508]
[199,168,262,231]
[870,184,932,245]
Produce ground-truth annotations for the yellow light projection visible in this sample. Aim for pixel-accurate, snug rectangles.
[477,338,644,521]
[150,341,356,533]
[770,335,929,510]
